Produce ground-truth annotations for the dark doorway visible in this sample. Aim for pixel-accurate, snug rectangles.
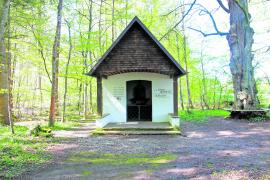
[127,80,152,121]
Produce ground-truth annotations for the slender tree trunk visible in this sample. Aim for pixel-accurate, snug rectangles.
[0,0,11,125]
[62,20,72,123]
[98,0,103,55]
[212,76,217,109]
[86,0,93,116]
[49,0,63,127]
[125,0,128,26]
[199,45,209,109]
[39,76,43,113]
[84,83,88,119]
[227,0,258,110]
[78,82,82,116]
[181,3,193,110]
[89,82,93,113]
[176,32,184,110]
[7,6,14,133]
[218,85,223,109]
[179,78,184,110]
[112,0,115,42]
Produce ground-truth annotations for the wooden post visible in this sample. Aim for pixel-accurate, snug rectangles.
[97,76,102,116]
[173,77,178,116]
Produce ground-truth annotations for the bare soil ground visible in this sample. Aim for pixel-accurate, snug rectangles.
[19,118,270,180]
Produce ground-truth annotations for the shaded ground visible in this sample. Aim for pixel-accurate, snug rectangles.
[20,118,270,180]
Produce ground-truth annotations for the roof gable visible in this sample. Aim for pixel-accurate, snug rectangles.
[88,16,185,77]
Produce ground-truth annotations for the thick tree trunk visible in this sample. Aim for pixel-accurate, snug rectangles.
[227,0,258,110]
[0,0,11,125]
[49,0,63,127]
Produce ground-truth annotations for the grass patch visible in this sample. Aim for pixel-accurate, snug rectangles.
[179,109,230,122]
[0,125,53,178]
[68,152,177,167]
[42,121,81,131]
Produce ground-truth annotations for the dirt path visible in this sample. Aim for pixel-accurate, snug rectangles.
[21,118,270,180]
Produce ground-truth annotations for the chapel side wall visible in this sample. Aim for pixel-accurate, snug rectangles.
[102,72,173,123]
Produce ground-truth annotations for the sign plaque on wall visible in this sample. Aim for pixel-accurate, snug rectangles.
[154,88,172,98]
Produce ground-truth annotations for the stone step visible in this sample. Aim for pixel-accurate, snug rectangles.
[102,127,175,131]
[92,130,181,135]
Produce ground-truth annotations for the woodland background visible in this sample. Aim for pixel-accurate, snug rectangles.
[1,0,270,124]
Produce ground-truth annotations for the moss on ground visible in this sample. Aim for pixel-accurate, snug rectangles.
[68,152,177,167]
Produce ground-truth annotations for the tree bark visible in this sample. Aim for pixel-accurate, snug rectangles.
[49,0,63,127]
[227,0,258,110]
[199,42,209,109]
[62,20,72,123]
[181,3,193,110]
[0,0,11,125]
[112,0,115,42]
[176,32,184,110]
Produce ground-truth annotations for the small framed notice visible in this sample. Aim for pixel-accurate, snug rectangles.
[154,88,172,98]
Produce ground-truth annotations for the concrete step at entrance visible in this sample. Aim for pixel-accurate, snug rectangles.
[92,122,181,135]
[103,122,174,131]
[103,127,174,131]
[92,130,181,135]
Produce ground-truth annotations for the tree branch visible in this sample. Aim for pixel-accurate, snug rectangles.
[159,0,197,41]
[189,4,228,37]
[216,0,229,13]
[30,26,52,84]
[188,27,228,37]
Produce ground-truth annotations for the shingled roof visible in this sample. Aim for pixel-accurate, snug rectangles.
[88,16,186,77]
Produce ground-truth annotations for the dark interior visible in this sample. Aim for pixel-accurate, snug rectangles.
[127,80,152,121]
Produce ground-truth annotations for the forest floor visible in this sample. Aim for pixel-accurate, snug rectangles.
[19,117,270,180]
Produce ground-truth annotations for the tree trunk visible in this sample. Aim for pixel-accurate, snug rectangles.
[179,78,184,110]
[112,0,115,42]
[176,32,184,110]
[218,85,223,109]
[49,0,63,127]
[98,0,103,55]
[78,82,82,116]
[181,3,193,110]
[212,76,217,109]
[199,43,209,109]
[0,0,11,125]
[87,0,93,116]
[125,0,128,26]
[62,20,72,123]
[227,0,258,110]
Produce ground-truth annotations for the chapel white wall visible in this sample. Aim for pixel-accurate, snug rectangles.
[102,72,174,123]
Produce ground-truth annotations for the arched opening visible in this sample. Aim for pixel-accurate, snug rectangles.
[126,80,152,121]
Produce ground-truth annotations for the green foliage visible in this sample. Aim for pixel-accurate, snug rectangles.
[179,109,230,122]
[42,121,81,131]
[248,112,270,122]
[0,125,52,178]
[30,125,52,138]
